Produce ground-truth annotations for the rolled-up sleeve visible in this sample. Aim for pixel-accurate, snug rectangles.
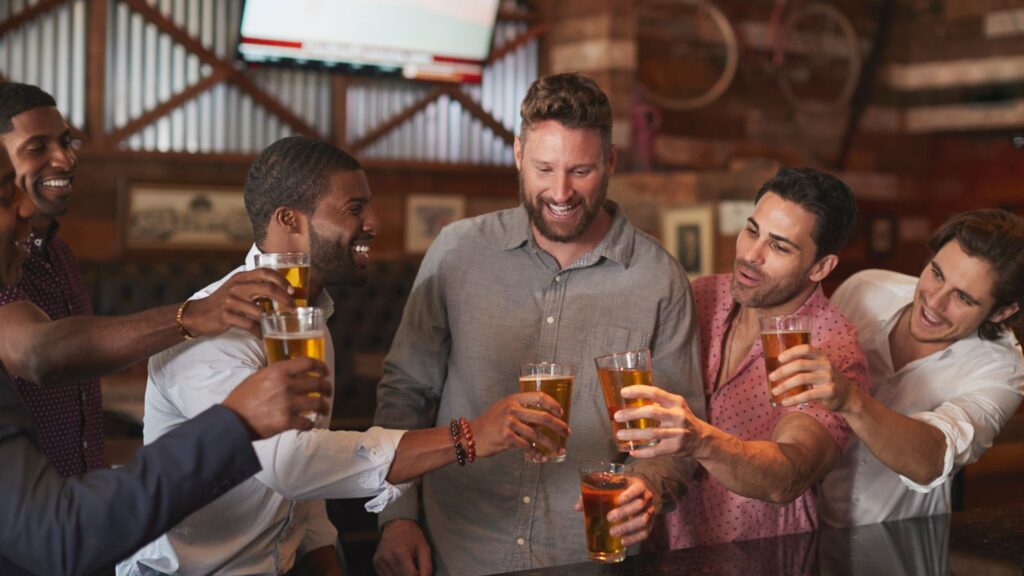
[148,326,413,507]
[253,426,412,510]
[902,380,1022,493]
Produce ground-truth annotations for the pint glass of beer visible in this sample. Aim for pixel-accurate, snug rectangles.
[254,252,311,310]
[759,314,813,407]
[519,362,574,462]
[579,462,628,563]
[260,307,326,420]
[594,349,658,451]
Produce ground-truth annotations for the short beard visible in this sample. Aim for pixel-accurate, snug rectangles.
[309,225,361,288]
[729,260,809,309]
[518,172,608,243]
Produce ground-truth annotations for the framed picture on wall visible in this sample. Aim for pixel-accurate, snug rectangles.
[125,183,251,251]
[662,205,714,278]
[405,194,466,253]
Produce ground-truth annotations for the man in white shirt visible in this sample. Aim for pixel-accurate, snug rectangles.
[771,209,1024,526]
[119,136,570,576]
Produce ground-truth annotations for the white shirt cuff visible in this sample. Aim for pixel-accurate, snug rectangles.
[356,426,413,512]
[898,411,974,493]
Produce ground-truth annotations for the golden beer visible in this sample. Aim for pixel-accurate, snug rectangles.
[257,265,310,311]
[759,315,813,407]
[255,253,311,311]
[519,375,573,461]
[260,307,326,418]
[264,331,325,364]
[580,464,628,563]
[597,368,658,451]
[761,330,811,406]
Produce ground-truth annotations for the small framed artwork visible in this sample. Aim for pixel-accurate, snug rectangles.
[405,194,466,253]
[662,205,714,278]
[125,183,251,251]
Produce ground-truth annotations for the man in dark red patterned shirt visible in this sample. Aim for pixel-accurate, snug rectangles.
[0,82,101,476]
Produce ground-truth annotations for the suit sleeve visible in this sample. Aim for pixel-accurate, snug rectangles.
[0,405,260,576]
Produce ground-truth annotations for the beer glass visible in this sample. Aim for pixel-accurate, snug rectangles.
[594,349,658,451]
[254,252,311,310]
[760,314,813,407]
[579,462,628,563]
[260,307,326,420]
[519,362,574,462]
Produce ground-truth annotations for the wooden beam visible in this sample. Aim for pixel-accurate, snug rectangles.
[905,99,1024,133]
[103,70,228,145]
[349,86,445,153]
[488,23,547,64]
[331,75,349,148]
[85,0,107,143]
[887,54,1024,91]
[0,0,67,37]
[121,0,320,139]
[442,86,516,145]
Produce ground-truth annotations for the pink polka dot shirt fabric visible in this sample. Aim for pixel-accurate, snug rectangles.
[655,274,869,549]
[0,225,104,477]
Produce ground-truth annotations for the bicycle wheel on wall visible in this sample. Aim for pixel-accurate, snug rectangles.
[776,3,862,113]
[638,0,740,111]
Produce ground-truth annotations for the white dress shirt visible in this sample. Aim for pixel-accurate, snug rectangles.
[118,245,408,576]
[821,269,1023,527]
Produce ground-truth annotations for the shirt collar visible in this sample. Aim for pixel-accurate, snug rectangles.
[27,220,60,253]
[501,201,635,268]
[243,244,335,318]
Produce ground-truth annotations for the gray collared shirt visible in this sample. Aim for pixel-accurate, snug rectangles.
[375,204,705,574]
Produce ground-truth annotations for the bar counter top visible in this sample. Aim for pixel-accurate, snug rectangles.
[500,504,1024,575]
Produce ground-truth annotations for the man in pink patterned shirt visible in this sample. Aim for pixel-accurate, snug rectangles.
[616,167,869,548]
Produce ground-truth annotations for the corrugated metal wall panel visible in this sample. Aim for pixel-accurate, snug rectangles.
[1,0,538,163]
[0,0,87,128]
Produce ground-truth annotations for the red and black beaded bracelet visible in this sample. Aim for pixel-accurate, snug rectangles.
[449,418,469,466]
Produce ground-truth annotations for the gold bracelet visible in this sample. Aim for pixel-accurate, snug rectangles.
[176,300,198,341]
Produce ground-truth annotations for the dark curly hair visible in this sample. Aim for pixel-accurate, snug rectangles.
[929,209,1024,340]
[0,82,56,134]
[755,167,857,261]
[244,136,361,244]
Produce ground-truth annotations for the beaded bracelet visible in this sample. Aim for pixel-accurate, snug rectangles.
[449,418,468,466]
[459,417,477,464]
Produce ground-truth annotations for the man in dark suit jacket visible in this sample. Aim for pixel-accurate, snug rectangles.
[0,122,332,575]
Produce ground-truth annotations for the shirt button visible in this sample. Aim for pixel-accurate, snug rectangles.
[516,538,525,546]
[523,496,531,504]
[546,316,554,324]
[555,276,562,283]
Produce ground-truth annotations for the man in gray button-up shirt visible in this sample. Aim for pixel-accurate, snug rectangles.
[373,73,706,575]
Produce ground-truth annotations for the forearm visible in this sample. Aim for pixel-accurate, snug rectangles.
[841,389,947,485]
[695,413,837,504]
[696,430,817,504]
[13,304,182,384]
[385,427,455,485]
[300,545,344,576]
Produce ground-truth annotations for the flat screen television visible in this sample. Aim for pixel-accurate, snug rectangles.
[237,0,501,84]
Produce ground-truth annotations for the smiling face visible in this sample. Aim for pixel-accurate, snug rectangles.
[730,192,836,313]
[305,169,378,288]
[909,239,1015,344]
[515,120,614,245]
[1,106,78,222]
[0,146,38,286]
